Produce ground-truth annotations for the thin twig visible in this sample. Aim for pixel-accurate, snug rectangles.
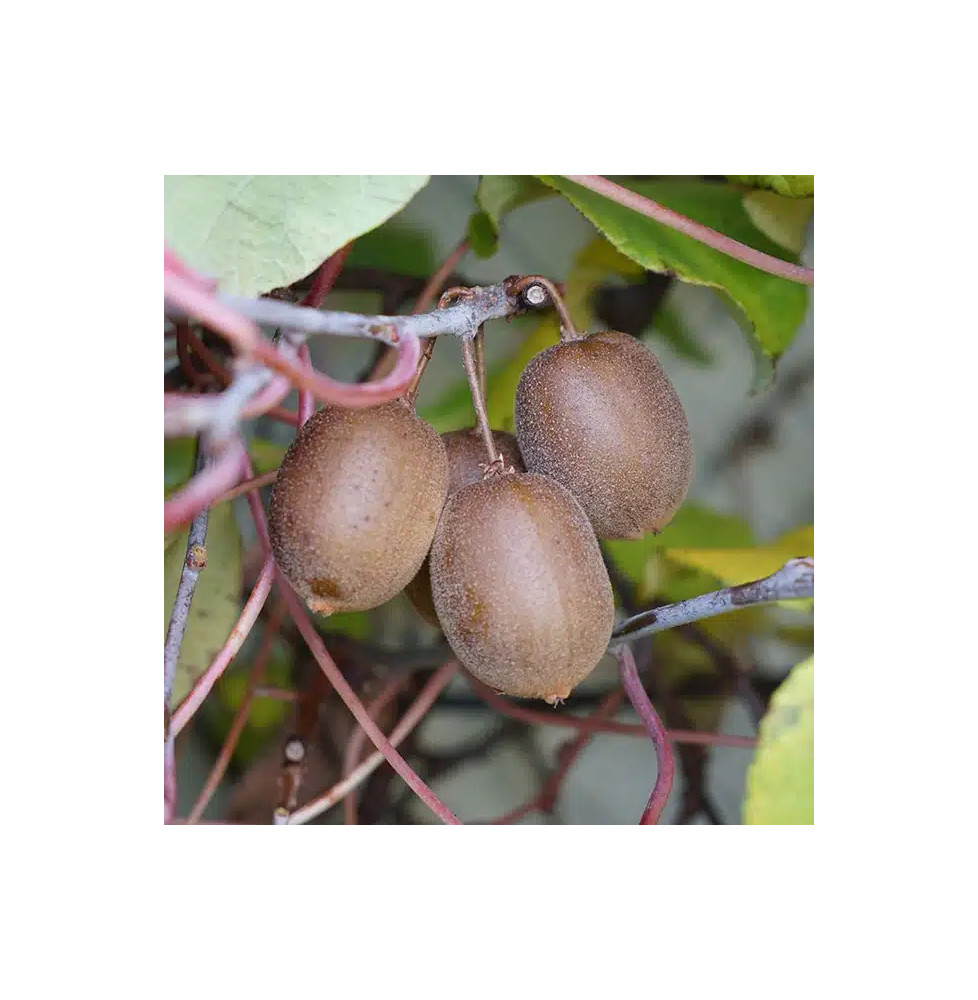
[170,557,276,737]
[274,666,332,822]
[615,644,675,824]
[280,589,462,824]
[342,676,410,825]
[483,688,624,824]
[236,453,461,825]
[180,326,299,428]
[561,175,815,286]
[288,662,458,826]
[611,558,814,645]
[164,443,209,706]
[474,325,486,402]
[209,272,538,347]
[211,470,278,507]
[466,675,756,749]
[186,600,286,824]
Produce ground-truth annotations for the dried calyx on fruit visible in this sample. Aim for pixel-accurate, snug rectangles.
[429,471,615,704]
[269,399,448,615]
[405,427,524,627]
[515,329,692,539]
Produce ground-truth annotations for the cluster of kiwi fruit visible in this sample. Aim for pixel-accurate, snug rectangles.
[269,281,692,704]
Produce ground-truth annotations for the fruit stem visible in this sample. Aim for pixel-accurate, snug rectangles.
[511,274,581,342]
[461,336,500,466]
[474,324,487,402]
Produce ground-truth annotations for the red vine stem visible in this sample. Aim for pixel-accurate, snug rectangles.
[296,244,354,424]
[342,676,410,825]
[169,557,276,737]
[467,675,754,749]
[185,600,286,824]
[561,175,815,287]
[247,329,420,408]
[418,240,470,314]
[279,589,461,824]
[164,735,177,824]
[164,438,247,533]
[486,687,624,824]
[615,644,675,824]
[164,268,261,353]
[237,461,461,825]
[288,662,459,826]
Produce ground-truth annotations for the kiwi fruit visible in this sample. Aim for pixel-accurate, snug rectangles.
[268,400,449,615]
[515,330,692,539]
[405,427,524,627]
[429,471,615,703]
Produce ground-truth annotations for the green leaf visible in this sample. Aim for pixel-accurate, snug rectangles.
[418,377,476,434]
[323,611,370,641]
[164,175,430,296]
[466,175,553,258]
[165,438,196,495]
[729,175,814,198]
[164,504,244,704]
[212,640,293,766]
[538,176,809,365]
[742,192,814,254]
[466,211,498,258]
[344,221,437,279]
[743,656,814,824]
[248,438,287,475]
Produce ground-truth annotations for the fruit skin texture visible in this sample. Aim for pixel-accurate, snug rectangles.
[429,472,615,703]
[515,330,693,540]
[405,427,524,627]
[269,400,448,615]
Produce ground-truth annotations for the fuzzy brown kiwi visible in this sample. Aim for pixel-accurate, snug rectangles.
[429,471,614,703]
[514,330,692,539]
[268,399,449,615]
[404,427,524,627]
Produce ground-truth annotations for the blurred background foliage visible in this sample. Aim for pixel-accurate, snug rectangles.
[164,175,813,824]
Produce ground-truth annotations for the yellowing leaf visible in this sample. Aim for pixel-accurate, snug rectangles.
[665,525,813,587]
[605,504,754,601]
[743,192,814,254]
[730,175,814,198]
[743,656,814,824]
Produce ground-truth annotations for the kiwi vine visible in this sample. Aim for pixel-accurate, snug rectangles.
[164,180,814,825]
